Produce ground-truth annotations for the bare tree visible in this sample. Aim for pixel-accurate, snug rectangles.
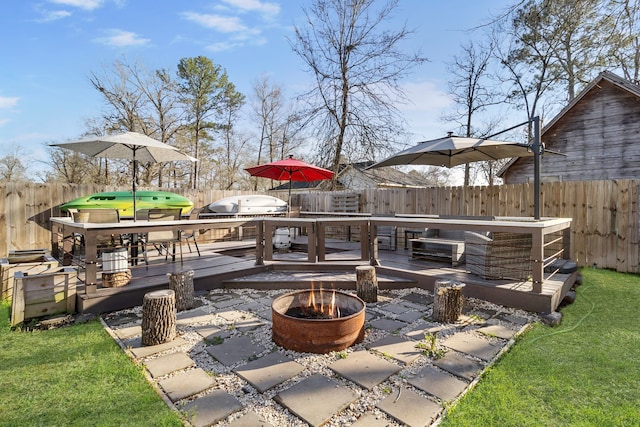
[250,76,305,189]
[0,146,27,182]
[445,40,503,185]
[606,0,640,82]
[290,0,426,187]
[129,66,184,187]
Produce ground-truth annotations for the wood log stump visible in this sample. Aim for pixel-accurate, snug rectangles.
[168,270,195,311]
[141,289,176,346]
[432,280,465,323]
[356,265,378,303]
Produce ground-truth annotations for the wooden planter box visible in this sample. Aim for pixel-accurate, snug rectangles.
[1,250,59,301]
[11,267,77,326]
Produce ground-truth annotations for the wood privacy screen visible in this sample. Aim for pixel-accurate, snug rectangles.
[1,180,638,273]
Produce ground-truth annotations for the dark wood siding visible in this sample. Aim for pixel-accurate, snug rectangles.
[503,80,640,183]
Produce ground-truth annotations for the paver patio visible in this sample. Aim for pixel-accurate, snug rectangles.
[103,284,533,426]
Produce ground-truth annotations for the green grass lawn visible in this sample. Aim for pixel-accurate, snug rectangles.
[0,304,183,427]
[440,267,640,427]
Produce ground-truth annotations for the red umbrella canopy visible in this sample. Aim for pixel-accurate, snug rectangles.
[245,156,334,182]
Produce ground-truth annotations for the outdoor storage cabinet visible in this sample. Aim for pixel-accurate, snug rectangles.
[10,267,77,326]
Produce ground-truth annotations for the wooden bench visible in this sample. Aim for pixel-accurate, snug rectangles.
[409,238,466,266]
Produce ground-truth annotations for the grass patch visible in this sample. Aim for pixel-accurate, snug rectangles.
[0,303,182,427]
[440,268,640,426]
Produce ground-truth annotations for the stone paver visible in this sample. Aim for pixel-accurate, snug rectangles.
[404,323,446,341]
[182,390,243,427]
[396,311,424,323]
[128,337,188,359]
[376,387,442,427]
[194,325,231,342]
[176,308,215,326]
[369,318,406,332]
[112,324,141,340]
[499,313,529,325]
[402,292,433,305]
[104,313,139,327]
[408,365,469,402]
[351,413,394,426]
[207,335,264,366]
[227,410,272,426]
[399,300,429,311]
[477,324,518,340]
[235,301,265,312]
[369,335,422,365]
[329,350,401,390]
[433,351,484,381]
[235,318,265,332]
[441,332,502,361]
[213,298,241,309]
[275,374,358,427]
[379,303,412,315]
[144,352,195,378]
[158,368,215,402]
[234,351,305,392]
[218,309,252,322]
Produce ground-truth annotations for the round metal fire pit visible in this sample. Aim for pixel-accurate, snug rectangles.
[271,290,365,354]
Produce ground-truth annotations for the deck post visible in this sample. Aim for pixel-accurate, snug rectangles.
[255,219,264,266]
[531,230,544,293]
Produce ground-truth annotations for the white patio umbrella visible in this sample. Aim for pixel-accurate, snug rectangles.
[52,131,196,220]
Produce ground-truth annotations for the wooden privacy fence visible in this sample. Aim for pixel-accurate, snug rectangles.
[2,180,639,272]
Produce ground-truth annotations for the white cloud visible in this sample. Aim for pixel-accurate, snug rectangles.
[222,0,280,19]
[48,0,104,10]
[0,97,19,109]
[93,29,151,47]
[35,9,72,23]
[181,12,248,33]
[0,118,10,127]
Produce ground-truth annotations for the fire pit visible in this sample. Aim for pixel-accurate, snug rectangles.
[271,289,365,354]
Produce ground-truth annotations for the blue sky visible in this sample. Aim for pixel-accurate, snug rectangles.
[0,0,514,173]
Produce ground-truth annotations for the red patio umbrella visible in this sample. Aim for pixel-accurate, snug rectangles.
[245,155,334,212]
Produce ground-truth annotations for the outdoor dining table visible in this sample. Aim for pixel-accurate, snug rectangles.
[50,216,260,288]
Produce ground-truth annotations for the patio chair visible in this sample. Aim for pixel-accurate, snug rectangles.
[180,208,201,256]
[372,214,397,251]
[464,231,533,280]
[73,208,122,256]
[142,208,183,265]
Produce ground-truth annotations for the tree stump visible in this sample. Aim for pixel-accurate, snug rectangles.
[141,289,176,346]
[432,280,465,323]
[168,270,195,311]
[356,265,378,303]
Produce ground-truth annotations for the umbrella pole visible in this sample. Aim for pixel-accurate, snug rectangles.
[133,151,137,222]
[287,178,292,217]
[533,116,541,220]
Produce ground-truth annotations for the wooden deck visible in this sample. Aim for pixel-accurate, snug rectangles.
[74,237,577,315]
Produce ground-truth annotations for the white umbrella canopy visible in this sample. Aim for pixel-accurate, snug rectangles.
[52,131,196,220]
[52,131,196,163]
[369,135,535,169]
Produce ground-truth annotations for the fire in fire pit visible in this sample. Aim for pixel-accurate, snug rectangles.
[271,288,365,354]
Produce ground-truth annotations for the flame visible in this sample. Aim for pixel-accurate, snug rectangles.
[304,284,342,318]
[329,290,336,318]
[308,282,316,309]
